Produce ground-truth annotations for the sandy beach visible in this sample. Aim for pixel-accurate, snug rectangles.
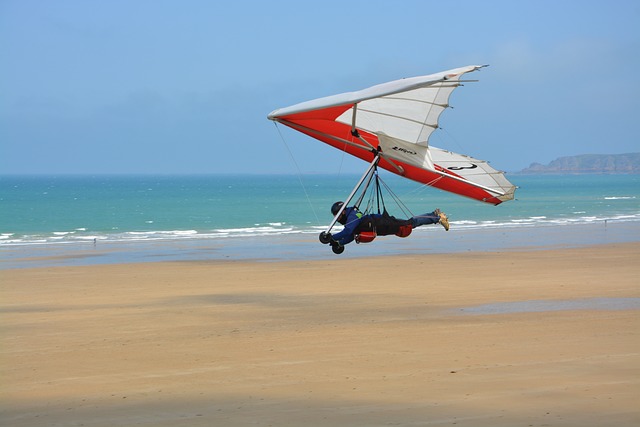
[2,242,639,426]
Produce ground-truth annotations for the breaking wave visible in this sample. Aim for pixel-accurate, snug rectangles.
[2,213,639,247]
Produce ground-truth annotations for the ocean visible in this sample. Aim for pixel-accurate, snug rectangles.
[1,173,639,268]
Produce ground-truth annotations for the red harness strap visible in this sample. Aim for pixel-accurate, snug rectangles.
[355,231,377,244]
[395,225,413,238]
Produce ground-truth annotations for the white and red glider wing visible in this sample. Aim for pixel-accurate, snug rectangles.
[268,65,515,205]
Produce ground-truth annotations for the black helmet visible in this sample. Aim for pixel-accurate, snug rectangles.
[331,201,344,216]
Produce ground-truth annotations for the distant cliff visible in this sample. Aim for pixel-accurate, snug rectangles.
[520,153,640,174]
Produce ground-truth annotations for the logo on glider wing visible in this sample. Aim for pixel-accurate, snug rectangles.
[392,146,417,156]
[448,164,478,170]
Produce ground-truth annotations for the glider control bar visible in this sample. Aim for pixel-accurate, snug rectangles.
[322,153,381,234]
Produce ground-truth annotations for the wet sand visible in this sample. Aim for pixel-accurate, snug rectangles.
[2,243,639,426]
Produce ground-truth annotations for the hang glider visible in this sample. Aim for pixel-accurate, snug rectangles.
[268,65,515,205]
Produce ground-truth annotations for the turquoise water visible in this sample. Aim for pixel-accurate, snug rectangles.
[1,174,639,246]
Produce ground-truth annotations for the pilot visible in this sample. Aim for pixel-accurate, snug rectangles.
[326,201,449,248]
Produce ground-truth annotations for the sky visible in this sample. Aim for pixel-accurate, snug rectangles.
[1,0,639,175]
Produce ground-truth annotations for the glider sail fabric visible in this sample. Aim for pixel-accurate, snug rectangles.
[268,65,516,205]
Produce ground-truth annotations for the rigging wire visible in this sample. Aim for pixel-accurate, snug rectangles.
[376,173,415,218]
[355,167,416,220]
[273,122,321,226]
[337,137,348,176]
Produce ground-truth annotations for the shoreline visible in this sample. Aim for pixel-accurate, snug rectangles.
[2,220,639,269]
[2,242,639,426]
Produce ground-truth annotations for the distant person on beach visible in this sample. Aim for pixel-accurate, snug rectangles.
[324,201,449,249]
